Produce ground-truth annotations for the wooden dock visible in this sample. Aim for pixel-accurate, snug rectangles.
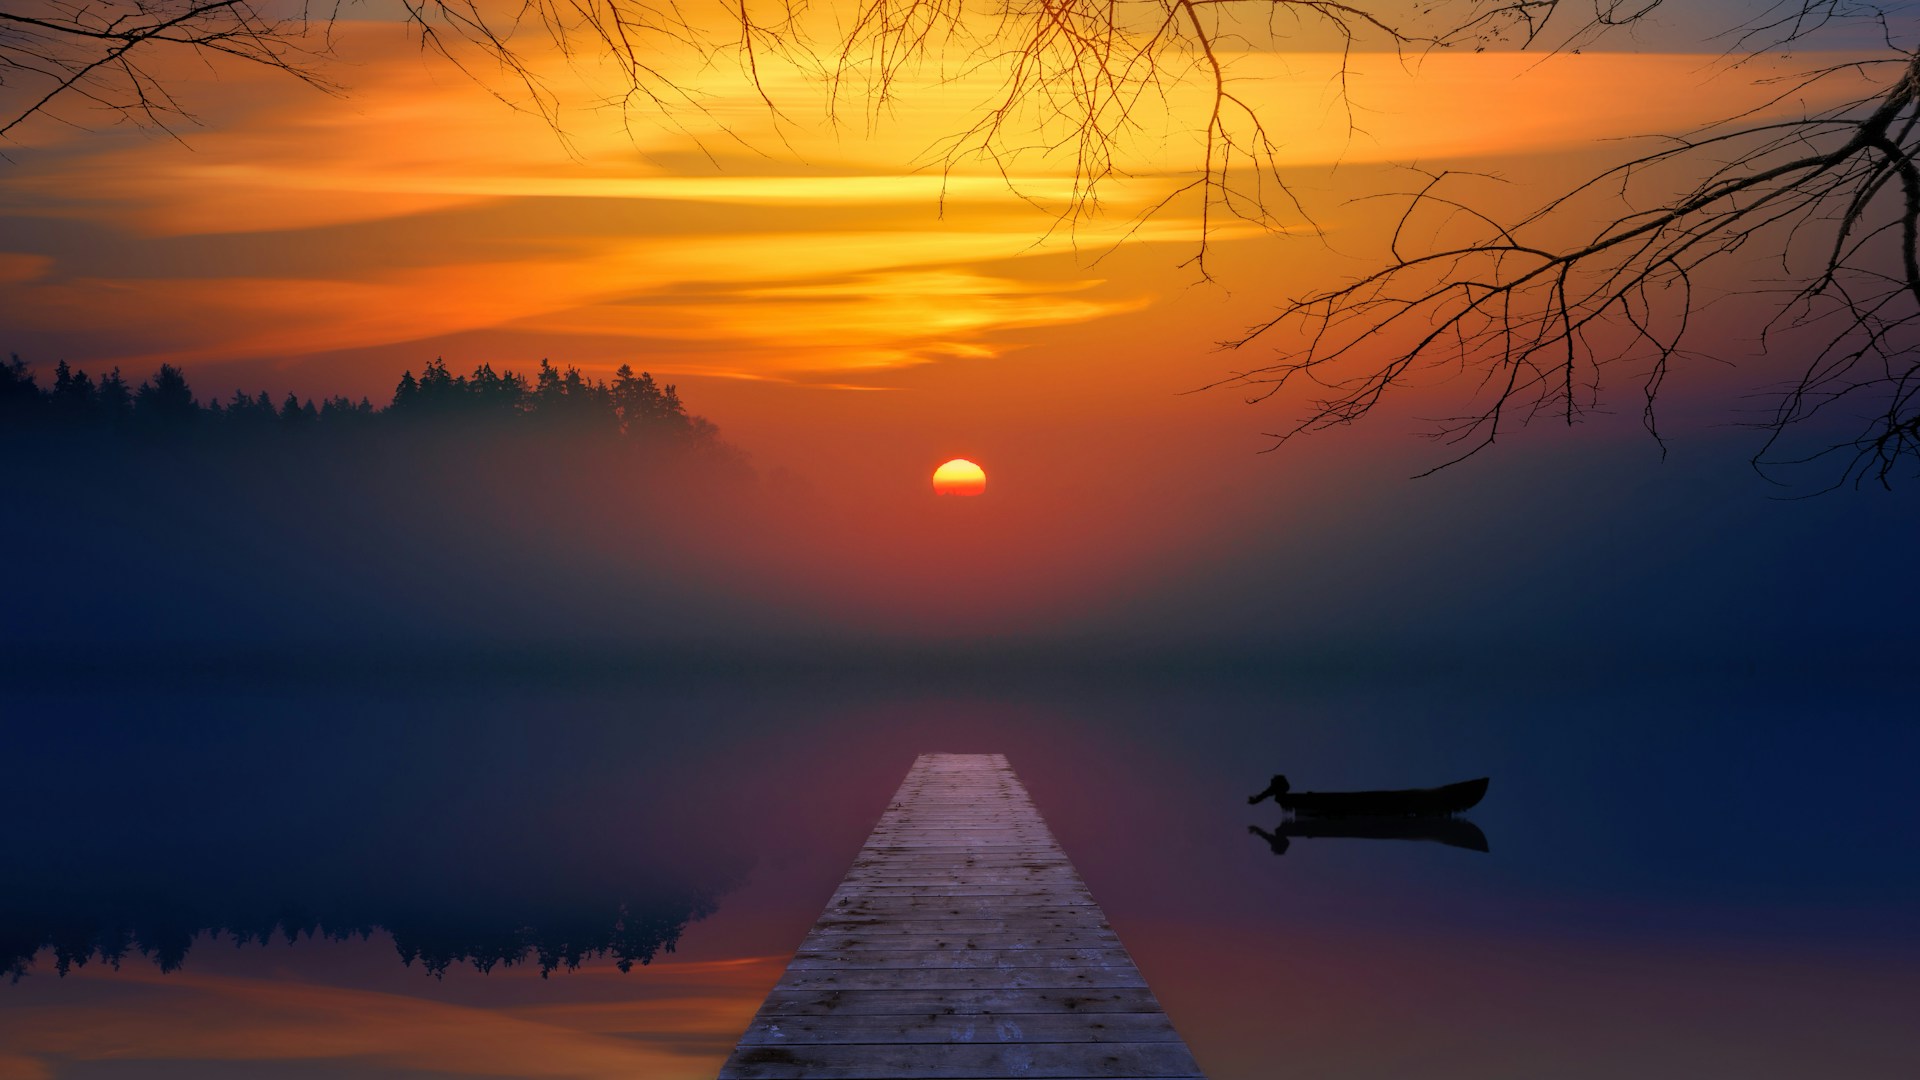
[719,753,1204,1079]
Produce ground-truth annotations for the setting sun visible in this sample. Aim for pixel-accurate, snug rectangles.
[932,458,987,497]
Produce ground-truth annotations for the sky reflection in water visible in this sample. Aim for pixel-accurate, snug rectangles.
[4,671,1916,1079]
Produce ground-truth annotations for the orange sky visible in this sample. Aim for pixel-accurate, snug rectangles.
[0,23,1886,637]
[1,30,1865,394]
[3,24,1915,1077]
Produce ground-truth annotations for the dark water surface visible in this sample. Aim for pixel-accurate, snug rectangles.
[4,667,1916,1079]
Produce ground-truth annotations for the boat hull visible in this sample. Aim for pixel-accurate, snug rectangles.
[1277,777,1488,817]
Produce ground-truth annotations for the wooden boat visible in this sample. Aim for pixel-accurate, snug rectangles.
[1250,775,1488,817]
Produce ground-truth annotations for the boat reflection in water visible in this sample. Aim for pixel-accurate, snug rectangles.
[1248,815,1490,855]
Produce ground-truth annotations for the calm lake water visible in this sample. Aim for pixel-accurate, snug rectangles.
[5,665,1916,1079]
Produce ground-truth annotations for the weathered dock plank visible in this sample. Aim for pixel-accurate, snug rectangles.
[769,967,1151,993]
[750,988,1170,1016]
[719,753,1203,1079]
[734,1012,1187,1045]
[722,1041,1200,1079]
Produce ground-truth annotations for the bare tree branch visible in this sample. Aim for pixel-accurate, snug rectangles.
[1,0,344,138]
[4,0,1913,488]
[1218,43,1920,489]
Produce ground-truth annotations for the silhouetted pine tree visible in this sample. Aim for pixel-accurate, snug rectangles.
[96,369,133,426]
[1,355,41,426]
[612,364,687,432]
[279,393,317,428]
[134,364,197,429]
[391,370,421,414]
[50,361,96,422]
[318,396,376,427]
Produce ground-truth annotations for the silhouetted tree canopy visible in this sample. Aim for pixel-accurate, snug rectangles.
[0,354,720,446]
[2,352,749,656]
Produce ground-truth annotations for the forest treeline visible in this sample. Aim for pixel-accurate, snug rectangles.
[0,355,719,445]
[2,353,750,651]
[2,889,725,981]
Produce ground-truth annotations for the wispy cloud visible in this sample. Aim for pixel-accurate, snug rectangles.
[0,22,1866,390]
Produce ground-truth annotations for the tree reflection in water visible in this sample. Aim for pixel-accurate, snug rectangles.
[1,710,751,981]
